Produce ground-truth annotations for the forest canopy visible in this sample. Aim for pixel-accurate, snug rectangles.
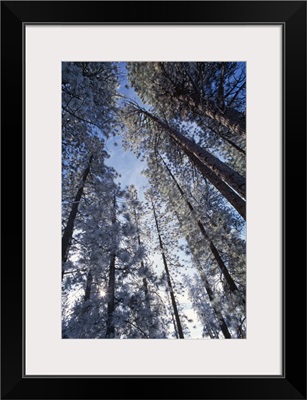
[62,62,246,339]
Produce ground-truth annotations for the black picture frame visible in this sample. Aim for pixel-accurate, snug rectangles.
[1,1,306,399]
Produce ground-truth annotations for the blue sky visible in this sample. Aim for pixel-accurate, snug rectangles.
[105,62,148,199]
[105,134,148,201]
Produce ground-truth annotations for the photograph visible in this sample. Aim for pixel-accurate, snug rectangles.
[61,62,246,339]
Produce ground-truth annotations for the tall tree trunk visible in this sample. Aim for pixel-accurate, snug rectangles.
[138,233,152,323]
[62,155,93,279]
[142,277,152,322]
[159,62,245,136]
[141,109,246,199]
[79,270,93,327]
[159,154,240,295]
[166,219,231,339]
[187,151,246,220]
[151,199,184,339]
[206,125,246,155]
[195,261,232,339]
[222,135,246,155]
[208,241,239,294]
[170,310,179,339]
[194,97,246,137]
[138,233,153,331]
[84,270,93,302]
[105,194,117,339]
[105,254,116,338]
[140,256,153,329]
[133,205,154,332]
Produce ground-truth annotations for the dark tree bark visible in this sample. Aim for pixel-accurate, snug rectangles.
[159,155,240,295]
[141,108,246,200]
[194,98,245,137]
[187,151,245,220]
[105,253,116,338]
[133,205,153,327]
[142,276,153,329]
[84,270,93,302]
[196,262,232,339]
[222,135,246,155]
[62,155,93,279]
[208,241,239,293]
[206,125,246,155]
[105,195,117,339]
[151,199,184,339]
[159,62,246,136]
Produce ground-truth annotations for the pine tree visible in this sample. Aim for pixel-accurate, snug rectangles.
[146,190,186,339]
[127,62,246,136]
[62,62,120,279]
[143,151,245,337]
[122,104,245,219]
[157,153,241,296]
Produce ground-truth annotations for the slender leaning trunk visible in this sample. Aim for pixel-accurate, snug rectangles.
[159,155,240,294]
[105,195,117,339]
[151,199,184,339]
[175,207,236,338]
[105,254,116,338]
[208,240,239,293]
[207,125,246,155]
[222,135,246,155]
[133,206,153,330]
[188,152,246,220]
[139,245,153,325]
[84,270,93,302]
[142,277,153,326]
[62,155,93,279]
[196,262,232,339]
